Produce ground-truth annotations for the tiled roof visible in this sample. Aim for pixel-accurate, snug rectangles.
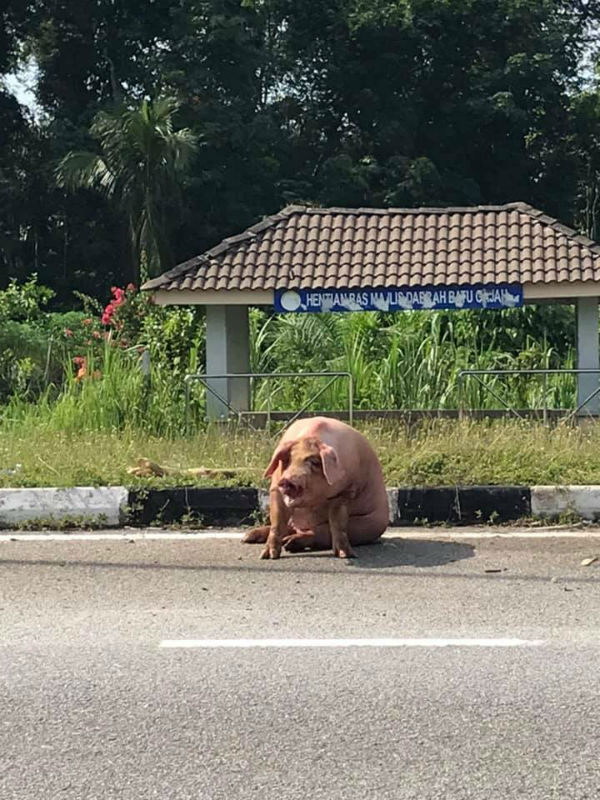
[143,203,600,293]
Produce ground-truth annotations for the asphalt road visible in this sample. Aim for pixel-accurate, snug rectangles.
[1,528,599,799]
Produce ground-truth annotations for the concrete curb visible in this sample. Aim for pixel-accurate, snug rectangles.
[0,487,128,527]
[1,484,598,529]
[531,486,600,521]
[256,486,530,527]
[128,487,259,527]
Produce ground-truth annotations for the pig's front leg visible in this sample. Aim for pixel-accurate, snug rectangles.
[261,486,288,560]
[328,500,356,559]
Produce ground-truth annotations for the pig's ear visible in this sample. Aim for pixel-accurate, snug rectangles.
[318,442,345,485]
[264,441,293,478]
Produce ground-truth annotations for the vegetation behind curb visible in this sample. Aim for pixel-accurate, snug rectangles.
[3,419,600,490]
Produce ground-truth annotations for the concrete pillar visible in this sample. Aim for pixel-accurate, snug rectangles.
[205,305,250,419]
[576,297,600,415]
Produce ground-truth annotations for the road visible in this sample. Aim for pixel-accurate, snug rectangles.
[1,527,599,799]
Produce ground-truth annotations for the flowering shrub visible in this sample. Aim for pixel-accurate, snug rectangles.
[102,285,129,326]
[0,277,205,405]
[52,310,105,353]
[101,283,155,347]
[72,355,101,382]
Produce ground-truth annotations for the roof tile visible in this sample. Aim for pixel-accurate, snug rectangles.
[143,204,600,293]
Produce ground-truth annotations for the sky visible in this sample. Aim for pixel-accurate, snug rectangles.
[3,59,39,114]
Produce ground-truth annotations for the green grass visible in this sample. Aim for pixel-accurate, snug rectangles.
[2,418,600,488]
[0,304,595,489]
[248,306,577,412]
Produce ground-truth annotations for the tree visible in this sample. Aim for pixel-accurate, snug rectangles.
[5,0,600,302]
[57,96,198,279]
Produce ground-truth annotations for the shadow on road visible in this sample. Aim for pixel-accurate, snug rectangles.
[0,535,475,576]
[349,537,475,569]
[2,551,599,584]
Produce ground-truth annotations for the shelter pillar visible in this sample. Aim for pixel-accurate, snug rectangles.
[205,305,250,420]
[576,297,600,415]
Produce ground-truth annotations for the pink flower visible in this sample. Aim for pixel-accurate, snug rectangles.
[64,328,73,337]
[126,283,136,292]
[102,302,115,325]
[82,318,92,326]
[111,286,125,305]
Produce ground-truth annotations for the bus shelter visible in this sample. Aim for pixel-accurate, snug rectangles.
[143,203,600,419]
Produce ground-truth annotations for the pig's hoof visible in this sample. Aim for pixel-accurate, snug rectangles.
[242,526,269,544]
[282,531,315,552]
[333,544,356,559]
[260,541,281,559]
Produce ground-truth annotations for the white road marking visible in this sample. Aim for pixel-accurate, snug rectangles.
[159,637,544,649]
[2,529,600,542]
[402,530,600,539]
[0,532,245,541]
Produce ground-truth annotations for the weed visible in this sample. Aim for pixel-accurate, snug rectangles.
[13,513,109,531]
[2,418,600,488]
[556,508,584,526]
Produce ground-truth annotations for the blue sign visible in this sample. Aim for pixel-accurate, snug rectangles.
[274,285,523,313]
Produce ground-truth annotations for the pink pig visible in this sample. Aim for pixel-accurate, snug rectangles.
[243,417,389,559]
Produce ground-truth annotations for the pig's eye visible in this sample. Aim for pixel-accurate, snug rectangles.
[307,456,322,469]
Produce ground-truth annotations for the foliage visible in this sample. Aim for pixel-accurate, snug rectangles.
[2,1,600,299]
[0,275,54,321]
[248,305,577,412]
[0,276,204,406]
[0,341,202,437]
[0,271,584,422]
[56,97,198,279]
[0,321,51,400]
[98,281,205,382]
[0,276,55,400]
[139,304,205,383]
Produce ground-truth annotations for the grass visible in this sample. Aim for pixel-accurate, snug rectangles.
[248,306,578,412]
[0,305,594,489]
[2,418,600,488]
[6,305,579,429]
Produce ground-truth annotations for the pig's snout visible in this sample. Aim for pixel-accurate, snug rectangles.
[277,478,302,503]
[278,478,303,499]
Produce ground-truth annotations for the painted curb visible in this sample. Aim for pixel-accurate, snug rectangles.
[531,485,600,521]
[128,487,259,526]
[0,487,128,527]
[129,485,531,527]
[3,483,600,529]
[395,486,531,525]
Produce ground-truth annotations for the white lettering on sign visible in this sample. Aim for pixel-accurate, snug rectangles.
[274,285,523,313]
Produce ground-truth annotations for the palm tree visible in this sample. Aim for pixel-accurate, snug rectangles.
[57,96,198,280]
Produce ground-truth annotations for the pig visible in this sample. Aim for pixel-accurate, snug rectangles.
[242,417,389,559]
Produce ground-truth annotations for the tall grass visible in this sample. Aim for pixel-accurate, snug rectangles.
[249,305,577,413]
[0,342,204,437]
[0,304,580,436]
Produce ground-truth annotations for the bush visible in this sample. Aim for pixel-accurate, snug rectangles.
[0,275,54,322]
[0,277,207,433]
[0,277,57,401]
[0,275,581,432]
